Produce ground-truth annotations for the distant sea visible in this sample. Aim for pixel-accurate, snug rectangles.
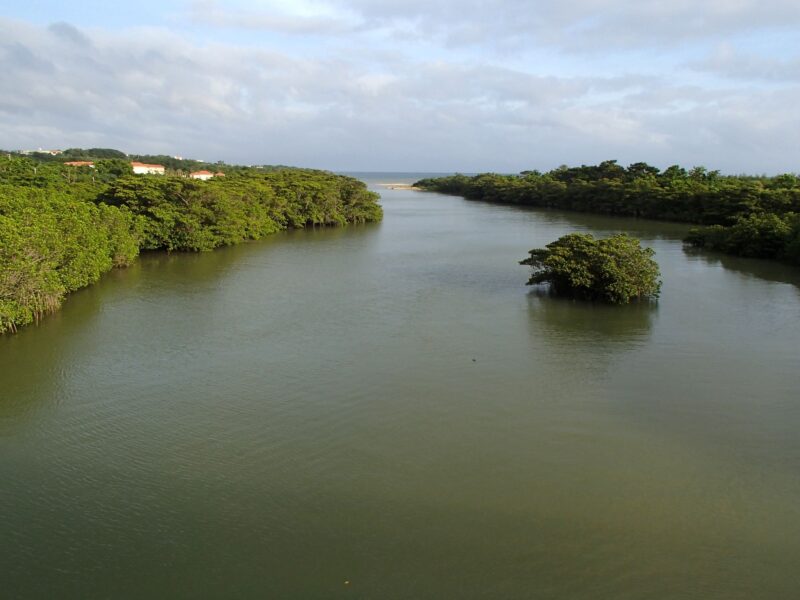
[339,171,470,184]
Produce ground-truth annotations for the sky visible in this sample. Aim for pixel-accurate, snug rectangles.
[1,0,799,173]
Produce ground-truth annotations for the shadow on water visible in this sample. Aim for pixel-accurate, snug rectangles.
[136,235,288,282]
[682,245,800,290]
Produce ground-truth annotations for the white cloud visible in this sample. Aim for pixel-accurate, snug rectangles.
[0,10,799,173]
[257,0,800,52]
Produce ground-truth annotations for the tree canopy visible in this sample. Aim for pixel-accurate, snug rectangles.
[520,233,662,304]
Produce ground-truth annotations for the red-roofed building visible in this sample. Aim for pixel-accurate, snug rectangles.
[191,170,227,180]
[131,161,165,175]
[190,170,215,181]
[64,161,94,168]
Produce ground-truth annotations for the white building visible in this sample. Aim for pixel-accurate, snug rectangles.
[22,148,62,156]
[131,161,165,175]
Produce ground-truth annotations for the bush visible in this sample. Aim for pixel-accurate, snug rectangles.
[520,233,661,304]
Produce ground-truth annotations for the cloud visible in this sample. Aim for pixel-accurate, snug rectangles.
[47,21,92,46]
[196,0,800,52]
[0,14,799,173]
[187,0,358,35]
[690,44,800,82]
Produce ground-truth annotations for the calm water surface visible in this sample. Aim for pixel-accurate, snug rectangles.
[2,175,800,599]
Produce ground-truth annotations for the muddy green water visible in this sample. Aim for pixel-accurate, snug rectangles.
[2,175,800,599]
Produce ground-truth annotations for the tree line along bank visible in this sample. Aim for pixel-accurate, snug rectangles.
[415,161,800,265]
[0,153,382,333]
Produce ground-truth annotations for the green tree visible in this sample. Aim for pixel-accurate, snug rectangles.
[686,213,794,260]
[95,159,134,182]
[520,233,662,304]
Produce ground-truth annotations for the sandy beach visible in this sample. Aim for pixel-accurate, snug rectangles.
[376,182,421,190]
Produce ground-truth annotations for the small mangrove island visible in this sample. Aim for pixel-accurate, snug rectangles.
[0,150,383,333]
[415,161,800,265]
[521,233,661,304]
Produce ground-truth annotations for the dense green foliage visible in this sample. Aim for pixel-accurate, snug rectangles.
[0,155,381,333]
[520,233,662,304]
[98,169,381,251]
[685,213,800,263]
[416,162,800,264]
[0,187,140,332]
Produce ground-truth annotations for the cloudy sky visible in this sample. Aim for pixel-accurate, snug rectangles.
[1,0,799,172]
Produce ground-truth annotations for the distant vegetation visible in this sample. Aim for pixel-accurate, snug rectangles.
[415,162,800,265]
[0,150,382,333]
[0,146,298,175]
[521,233,661,304]
[63,148,128,159]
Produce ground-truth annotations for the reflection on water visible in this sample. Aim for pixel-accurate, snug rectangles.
[526,288,656,343]
[522,290,656,389]
[0,279,110,429]
[683,245,800,289]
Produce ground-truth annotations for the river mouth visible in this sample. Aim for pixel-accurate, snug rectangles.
[2,174,800,599]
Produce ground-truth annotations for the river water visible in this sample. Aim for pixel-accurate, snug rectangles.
[2,174,799,599]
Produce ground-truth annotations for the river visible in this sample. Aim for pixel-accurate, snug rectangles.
[2,174,799,599]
